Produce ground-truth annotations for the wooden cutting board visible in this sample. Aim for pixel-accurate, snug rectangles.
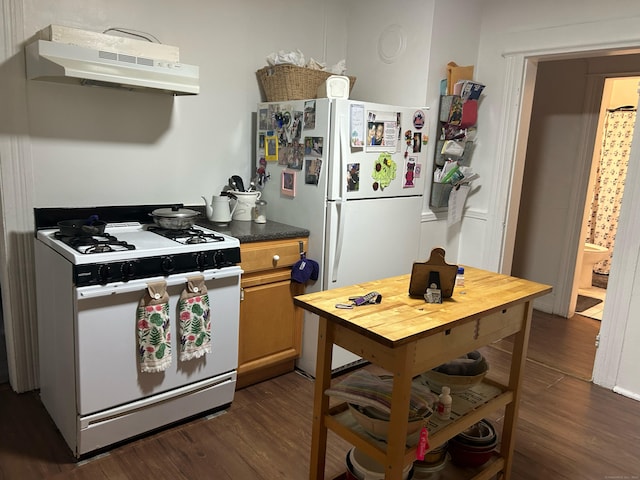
[408,247,458,298]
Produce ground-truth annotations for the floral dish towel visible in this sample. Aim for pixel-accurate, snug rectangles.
[137,281,172,373]
[178,275,211,361]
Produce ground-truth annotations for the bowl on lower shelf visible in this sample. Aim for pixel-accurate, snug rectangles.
[348,403,430,441]
[447,438,496,468]
[414,442,448,468]
[447,418,497,468]
[455,419,496,447]
[413,452,449,479]
[420,357,489,393]
[347,447,414,480]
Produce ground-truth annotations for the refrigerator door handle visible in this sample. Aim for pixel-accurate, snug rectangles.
[331,113,350,283]
[331,198,348,283]
[339,113,349,200]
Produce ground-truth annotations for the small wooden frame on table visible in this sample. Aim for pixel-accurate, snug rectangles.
[281,169,296,197]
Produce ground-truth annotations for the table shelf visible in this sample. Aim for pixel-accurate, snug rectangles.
[326,379,511,468]
[295,268,552,480]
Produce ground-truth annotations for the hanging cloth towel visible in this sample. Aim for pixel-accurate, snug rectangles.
[178,275,211,361]
[137,281,172,373]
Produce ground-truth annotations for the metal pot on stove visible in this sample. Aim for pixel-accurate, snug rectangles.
[149,206,201,229]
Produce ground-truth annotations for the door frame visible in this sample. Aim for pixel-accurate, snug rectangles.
[492,48,640,390]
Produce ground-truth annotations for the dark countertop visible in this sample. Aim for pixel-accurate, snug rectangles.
[33,205,309,244]
[196,217,309,244]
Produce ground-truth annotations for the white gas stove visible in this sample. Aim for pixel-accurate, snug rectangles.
[33,206,242,457]
[37,221,241,286]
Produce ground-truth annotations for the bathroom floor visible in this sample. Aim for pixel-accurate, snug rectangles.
[577,285,606,320]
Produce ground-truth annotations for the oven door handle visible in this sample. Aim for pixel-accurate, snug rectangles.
[76,266,243,300]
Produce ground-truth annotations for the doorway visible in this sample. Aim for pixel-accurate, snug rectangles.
[502,49,640,388]
[576,77,638,321]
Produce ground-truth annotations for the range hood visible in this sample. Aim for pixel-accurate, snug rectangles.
[25,38,200,95]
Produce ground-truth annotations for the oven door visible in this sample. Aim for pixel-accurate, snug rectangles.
[74,266,241,416]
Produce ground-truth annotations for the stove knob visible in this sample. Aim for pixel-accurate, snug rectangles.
[161,256,175,273]
[120,261,136,281]
[195,252,208,270]
[98,264,112,283]
[213,250,227,268]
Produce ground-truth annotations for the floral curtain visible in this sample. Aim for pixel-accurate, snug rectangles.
[586,107,636,275]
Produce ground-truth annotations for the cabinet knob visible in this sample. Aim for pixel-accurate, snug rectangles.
[273,254,280,263]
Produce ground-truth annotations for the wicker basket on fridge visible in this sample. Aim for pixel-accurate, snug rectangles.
[256,64,356,102]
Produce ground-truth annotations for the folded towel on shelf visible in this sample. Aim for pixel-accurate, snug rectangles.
[137,281,172,373]
[178,275,211,361]
[325,370,436,418]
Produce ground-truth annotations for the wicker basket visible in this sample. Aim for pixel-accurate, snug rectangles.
[256,64,356,101]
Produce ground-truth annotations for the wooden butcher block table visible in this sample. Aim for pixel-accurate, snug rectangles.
[293,267,551,480]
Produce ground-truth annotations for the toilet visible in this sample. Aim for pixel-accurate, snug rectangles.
[579,242,609,289]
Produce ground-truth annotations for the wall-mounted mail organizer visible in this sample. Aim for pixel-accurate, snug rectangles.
[430,78,484,208]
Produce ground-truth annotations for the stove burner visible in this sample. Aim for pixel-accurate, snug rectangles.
[147,226,225,244]
[88,244,114,254]
[54,232,136,254]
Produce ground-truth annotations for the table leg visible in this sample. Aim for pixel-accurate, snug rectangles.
[500,300,534,479]
[385,344,415,480]
[309,316,334,480]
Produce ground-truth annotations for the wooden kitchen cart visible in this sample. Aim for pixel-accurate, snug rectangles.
[293,267,551,480]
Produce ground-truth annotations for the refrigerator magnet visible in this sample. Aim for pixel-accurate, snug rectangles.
[350,103,365,147]
[403,156,417,188]
[371,153,397,191]
[265,132,278,162]
[347,163,360,192]
[281,170,296,197]
[303,100,316,130]
[305,158,322,185]
[413,110,426,129]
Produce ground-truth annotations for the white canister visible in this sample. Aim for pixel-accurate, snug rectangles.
[230,191,261,221]
[253,199,267,224]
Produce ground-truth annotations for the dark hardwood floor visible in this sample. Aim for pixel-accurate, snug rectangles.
[1,311,639,480]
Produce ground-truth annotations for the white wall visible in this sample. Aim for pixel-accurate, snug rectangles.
[22,0,348,207]
[473,0,640,398]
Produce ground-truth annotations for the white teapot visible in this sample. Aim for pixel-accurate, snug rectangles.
[202,195,237,224]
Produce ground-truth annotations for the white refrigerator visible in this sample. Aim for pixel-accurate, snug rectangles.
[256,98,429,376]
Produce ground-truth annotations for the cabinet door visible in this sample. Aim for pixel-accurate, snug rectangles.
[238,279,302,372]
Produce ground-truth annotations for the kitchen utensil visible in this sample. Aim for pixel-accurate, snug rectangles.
[202,195,237,225]
[229,190,261,221]
[57,217,107,236]
[231,175,245,192]
[149,206,200,229]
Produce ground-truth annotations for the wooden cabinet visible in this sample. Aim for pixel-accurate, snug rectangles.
[294,268,551,480]
[236,237,308,389]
